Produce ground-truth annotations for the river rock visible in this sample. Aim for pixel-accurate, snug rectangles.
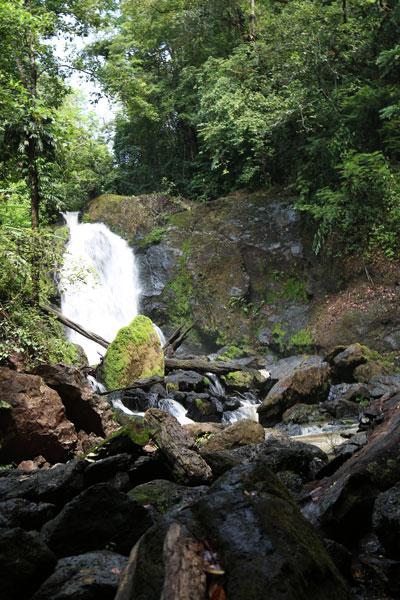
[0,368,78,464]
[144,408,213,485]
[184,422,226,439]
[372,483,400,555]
[200,419,265,451]
[185,394,224,422]
[165,370,206,393]
[41,482,153,557]
[117,460,350,600]
[102,315,164,390]
[0,527,56,600]
[257,362,331,426]
[33,363,117,437]
[32,550,128,600]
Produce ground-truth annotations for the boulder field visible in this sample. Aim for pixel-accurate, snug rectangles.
[2,343,400,599]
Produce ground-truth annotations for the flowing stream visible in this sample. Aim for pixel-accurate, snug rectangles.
[60,212,142,365]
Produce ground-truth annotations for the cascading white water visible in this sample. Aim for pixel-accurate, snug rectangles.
[60,212,142,365]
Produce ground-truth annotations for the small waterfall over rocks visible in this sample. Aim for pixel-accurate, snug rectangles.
[60,212,143,365]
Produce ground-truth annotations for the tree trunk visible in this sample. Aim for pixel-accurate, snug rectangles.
[249,0,256,40]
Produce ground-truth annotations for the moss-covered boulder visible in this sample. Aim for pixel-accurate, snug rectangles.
[102,315,164,390]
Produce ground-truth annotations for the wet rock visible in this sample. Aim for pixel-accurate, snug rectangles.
[185,395,224,422]
[128,479,207,518]
[327,344,388,382]
[258,362,331,427]
[119,460,350,600]
[0,368,77,464]
[327,383,372,404]
[120,388,158,412]
[85,419,150,461]
[0,527,56,600]
[266,355,323,386]
[32,363,117,438]
[200,419,265,451]
[0,498,56,530]
[32,550,128,600]
[302,392,400,544]
[165,370,206,393]
[323,398,362,419]
[0,459,87,505]
[256,437,329,482]
[41,482,153,557]
[372,483,400,555]
[144,408,213,485]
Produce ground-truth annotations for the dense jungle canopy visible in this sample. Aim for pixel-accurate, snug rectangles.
[1,0,400,363]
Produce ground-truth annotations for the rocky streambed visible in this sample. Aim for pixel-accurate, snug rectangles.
[1,343,400,599]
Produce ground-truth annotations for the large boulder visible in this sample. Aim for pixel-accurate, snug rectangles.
[257,362,331,426]
[0,527,56,600]
[0,368,77,464]
[116,460,350,600]
[200,419,265,451]
[102,315,164,390]
[40,482,153,557]
[372,483,400,555]
[33,363,117,438]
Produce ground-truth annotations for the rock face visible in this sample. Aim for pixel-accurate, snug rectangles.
[0,368,77,464]
[102,315,164,390]
[372,483,400,555]
[258,362,331,426]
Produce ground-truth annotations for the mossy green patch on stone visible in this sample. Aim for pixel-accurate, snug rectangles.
[83,418,151,459]
[222,370,253,388]
[102,315,164,390]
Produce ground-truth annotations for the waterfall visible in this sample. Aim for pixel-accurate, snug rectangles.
[60,212,142,365]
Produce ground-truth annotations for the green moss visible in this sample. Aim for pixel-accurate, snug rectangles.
[102,315,164,390]
[271,322,287,351]
[83,418,150,458]
[0,400,11,410]
[217,345,245,361]
[166,382,179,392]
[367,457,400,489]
[222,370,253,388]
[290,328,314,352]
[195,398,209,415]
[136,227,167,246]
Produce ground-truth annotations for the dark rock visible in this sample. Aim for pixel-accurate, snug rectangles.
[120,388,154,412]
[165,370,207,393]
[0,498,56,530]
[0,459,86,505]
[83,454,133,489]
[185,395,224,422]
[200,419,265,451]
[0,527,56,600]
[128,479,207,518]
[0,368,77,464]
[119,460,350,600]
[41,482,153,557]
[372,483,400,556]
[32,550,128,600]
[144,408,213,485]
[323,539,352,578]
[85,419,150,461]
[323,398,362,419]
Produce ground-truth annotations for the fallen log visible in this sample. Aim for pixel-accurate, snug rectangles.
[164,357,245,374]
[40,304,110,349]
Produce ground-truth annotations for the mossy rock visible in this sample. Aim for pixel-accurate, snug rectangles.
[84,418,151,459]
[102,315,164,390]
[221,370,254,390]
[128,479,206,518]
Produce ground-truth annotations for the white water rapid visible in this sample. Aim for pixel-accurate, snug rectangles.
[60,212,142,365]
